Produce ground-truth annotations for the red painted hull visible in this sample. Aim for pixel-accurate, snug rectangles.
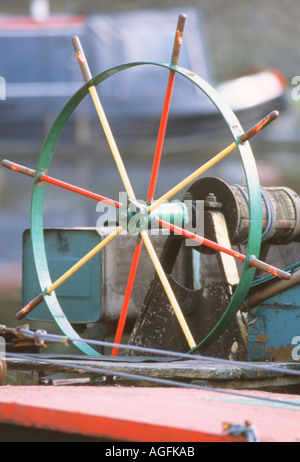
[0,15,86,30]
[0,386,299,442]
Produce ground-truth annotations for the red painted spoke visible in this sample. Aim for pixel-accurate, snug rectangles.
[158,219,291,281]
[111,239,143,356]
[111,14,187,355]
[40,174,121,209]
[147,14,186,201]
[147,71,175,202]
[1,160,121,209]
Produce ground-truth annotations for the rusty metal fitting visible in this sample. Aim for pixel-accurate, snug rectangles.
[204,192,222,209]
[0,324,47,348]
[33,329,47,347]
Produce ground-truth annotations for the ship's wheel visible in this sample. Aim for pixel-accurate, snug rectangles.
[3,14,289,356]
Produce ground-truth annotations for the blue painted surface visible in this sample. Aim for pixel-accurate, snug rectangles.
[22,228,102,323]
[248,282,300,362]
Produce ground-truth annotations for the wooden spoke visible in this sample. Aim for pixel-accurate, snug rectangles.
[148,111,279,213]
[1,160,121,209]
[141,230,196,349]
[72,36,136,201]
[112,14,187,355]
[158,219,291,280]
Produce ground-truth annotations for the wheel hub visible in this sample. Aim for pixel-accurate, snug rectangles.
[118,199,189,234]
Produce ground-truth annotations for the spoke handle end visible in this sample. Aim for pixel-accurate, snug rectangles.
[250,256,291,280]
[72,35,92,82]
[239,110,279,144]
[2,159,35,178]
[15,294,44,321]
[171,13,187,66]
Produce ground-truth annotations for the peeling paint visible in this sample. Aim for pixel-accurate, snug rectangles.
[255,334,270,343]
[265,344,293,362]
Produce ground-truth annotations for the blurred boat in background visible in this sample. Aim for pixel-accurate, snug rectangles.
[0,7,287,153]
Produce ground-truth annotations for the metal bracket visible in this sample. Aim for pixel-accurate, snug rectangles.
[205,211,240,288]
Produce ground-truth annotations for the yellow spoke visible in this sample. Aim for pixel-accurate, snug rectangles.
[148,111,279,213]
[141,230,196,349]
[72,36,135,201]
[148,141,236,213]
[47,226,123,293]
[15,226,123,321]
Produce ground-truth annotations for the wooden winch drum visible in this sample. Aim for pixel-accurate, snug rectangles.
[187,177,300,246]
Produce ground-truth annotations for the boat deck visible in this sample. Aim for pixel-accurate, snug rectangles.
[0,385,300,442]
[2,356,300,442]
[6,355,300,390]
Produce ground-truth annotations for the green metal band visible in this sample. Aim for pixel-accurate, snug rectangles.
[31,61,262,355]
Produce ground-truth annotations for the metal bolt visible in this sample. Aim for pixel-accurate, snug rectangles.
[205,193,217,202]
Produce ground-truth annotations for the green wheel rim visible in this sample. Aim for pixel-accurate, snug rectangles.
[30,62,262,355]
